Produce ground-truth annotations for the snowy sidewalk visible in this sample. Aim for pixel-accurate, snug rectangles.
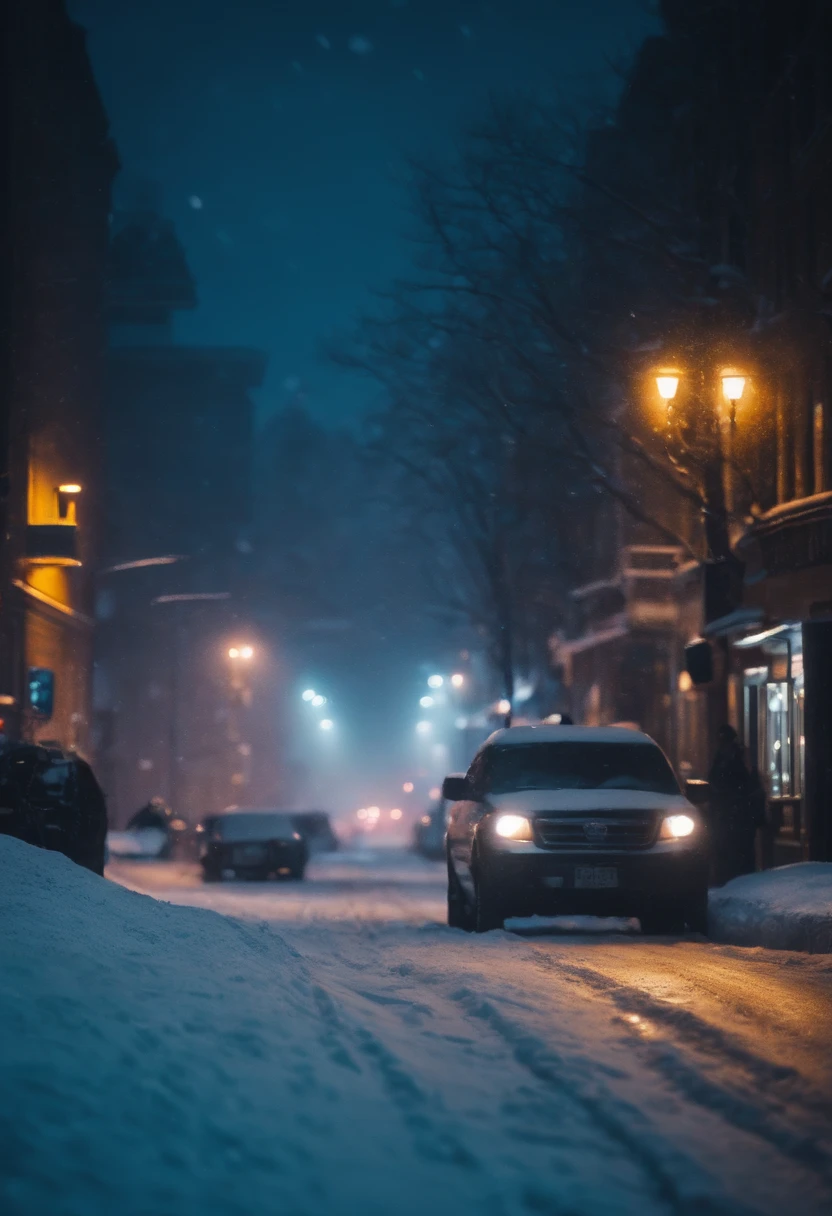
[709,862,832,953]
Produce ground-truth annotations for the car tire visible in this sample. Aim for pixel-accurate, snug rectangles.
[473,851,505,933]
[447,853,474,930]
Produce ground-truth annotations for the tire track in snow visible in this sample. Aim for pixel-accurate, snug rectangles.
[445,984,753,1216]
[528,950,832,1182]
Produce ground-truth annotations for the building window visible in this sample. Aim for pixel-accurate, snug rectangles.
[765,682,791,796]
[814,402,825,493]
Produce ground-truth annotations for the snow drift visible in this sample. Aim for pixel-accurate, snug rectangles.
[709,862,832,953]
[0,836,467,1216]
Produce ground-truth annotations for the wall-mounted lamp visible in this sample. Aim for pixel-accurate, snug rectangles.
[56,484,82,521]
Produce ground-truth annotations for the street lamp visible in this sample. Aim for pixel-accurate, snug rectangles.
[228,644,254,661]
[655,373,680,402]
[450,673,465,688]
[320,718,334,731]
[302,689,316,702]
[419,695,434,708]
[427,674,444,689]
[721,373,746,426]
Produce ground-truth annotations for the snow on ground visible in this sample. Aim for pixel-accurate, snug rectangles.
[710,863,832,953]
[3,837,832,1216]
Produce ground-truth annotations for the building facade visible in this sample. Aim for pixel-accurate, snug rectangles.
[557,0,832,862]
[0,0,117,753]
[95,207,266,824]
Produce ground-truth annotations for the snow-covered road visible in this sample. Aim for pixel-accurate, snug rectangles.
[4,839,832,1216]
[103,848,832,1216]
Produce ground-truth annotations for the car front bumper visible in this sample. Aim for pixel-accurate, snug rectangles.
[482,845,708,918]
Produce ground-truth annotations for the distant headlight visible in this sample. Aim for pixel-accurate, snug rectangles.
[494,814,533,840]
[660,814,696,839]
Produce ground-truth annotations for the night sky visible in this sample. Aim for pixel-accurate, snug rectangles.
[70,0,655,424]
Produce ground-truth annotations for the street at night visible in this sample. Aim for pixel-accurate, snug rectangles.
[5,1,832,1213]
[101,852,832,1215]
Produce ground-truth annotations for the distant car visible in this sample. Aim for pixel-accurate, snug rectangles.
[412,801,446,861]
[291,811,338,854]
[0,742,107,875]
[199,809,308,882]
[444,725,709,934]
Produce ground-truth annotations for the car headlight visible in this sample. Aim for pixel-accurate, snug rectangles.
[660,814,696,839]
[494,814,533,840]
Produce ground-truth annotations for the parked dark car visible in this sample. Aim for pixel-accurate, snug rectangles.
[0,742,107,875]
[199,810,308,882]
[444,725,709,934]
[291,811,338,854]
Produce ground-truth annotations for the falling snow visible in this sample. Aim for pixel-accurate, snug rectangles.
[348,35,373,55]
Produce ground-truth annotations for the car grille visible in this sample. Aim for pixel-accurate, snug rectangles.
[534,811,659,851]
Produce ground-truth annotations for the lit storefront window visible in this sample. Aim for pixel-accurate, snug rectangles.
[765,682,790,796]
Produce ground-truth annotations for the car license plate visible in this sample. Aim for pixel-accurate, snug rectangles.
[574,866,618,889]
[233,844,266,863]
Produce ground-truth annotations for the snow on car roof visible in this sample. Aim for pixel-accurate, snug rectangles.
[484,725,658,747]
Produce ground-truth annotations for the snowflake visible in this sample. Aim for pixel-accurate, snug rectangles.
[316,34,331,50]
[348,35,373,54]
[460,24,472,38]
[188,195,203,210]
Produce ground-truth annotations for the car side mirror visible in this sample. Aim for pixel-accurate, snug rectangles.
[442,774,471,802]
[685,779,710,806]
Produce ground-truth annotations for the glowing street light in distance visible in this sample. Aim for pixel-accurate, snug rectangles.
[390,808,402,820]
[427,674,444,689]
[450,673,464,688]
[497,699,511,715]
[416,721,432,735]
[228,647,240,659]
[319,719,334,731]
[357,808,368,819]
[367,806,380,819]
[239,645,254,660]
[312,695,327,708]
[419,695,434,708]
[429,786,441,800]
[403,782,414,793]
[302,689,316,702]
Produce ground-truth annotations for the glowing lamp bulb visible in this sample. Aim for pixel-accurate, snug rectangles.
[721,375,746,402]
[451,673,464,688]
[427,675,444,689]
[655,375,680,401]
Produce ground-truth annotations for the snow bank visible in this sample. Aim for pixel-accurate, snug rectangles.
[0,836,460,1216]
[709,862,832,953]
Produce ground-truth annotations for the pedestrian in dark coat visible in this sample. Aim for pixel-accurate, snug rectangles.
[707,725,761,885]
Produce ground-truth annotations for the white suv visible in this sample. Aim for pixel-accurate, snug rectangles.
[444,725,709,934]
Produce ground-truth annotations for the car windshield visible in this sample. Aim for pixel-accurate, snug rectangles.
[482,742,679,795]
[212,813,296,842]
